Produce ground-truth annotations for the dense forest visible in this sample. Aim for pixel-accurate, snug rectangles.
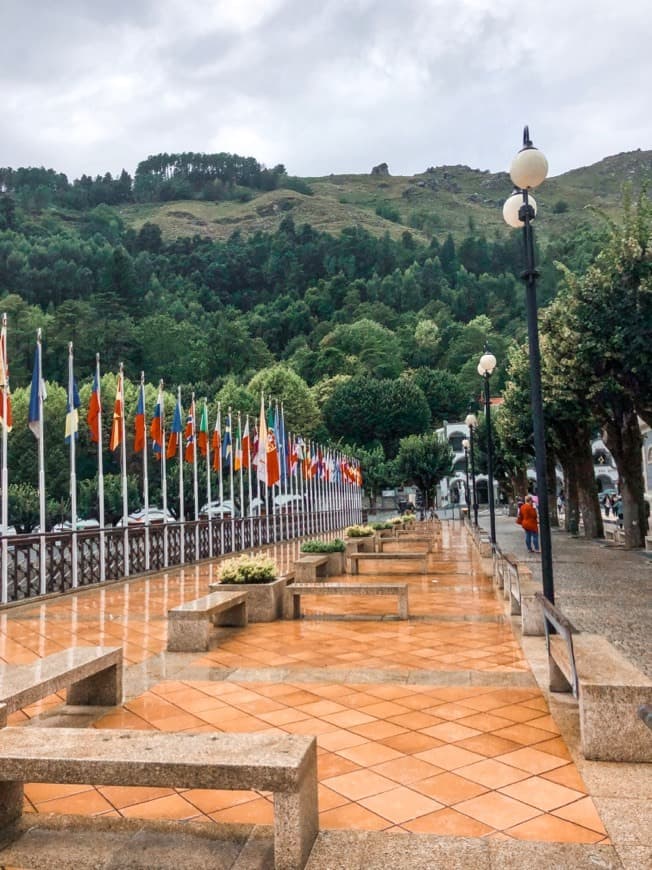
[0,149,649,537]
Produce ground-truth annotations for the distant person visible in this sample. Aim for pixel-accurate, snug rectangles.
[603,494,612,517]
[517,495,539,553]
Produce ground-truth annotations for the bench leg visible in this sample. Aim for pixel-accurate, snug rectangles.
[548,654,572,693]
[0,781,23,827]
[510,590,521,616]
[273,747,318,870]
[398,592,409,620]
[167,618,211,652]
[214,602,248,628]
[68,663,123,706]
[293,595,301,620]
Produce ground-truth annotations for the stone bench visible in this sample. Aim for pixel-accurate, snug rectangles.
[502,553,519,602]
[0,719,317,870]
[645,535,652,552]
[0,646,123,712]
[167,590,247,652]
[537,593,652,762]
[348,552,427,575]
[508,564,544,635]
[377,536,432,553]
[284,583,409,620]
[294,555,329,582]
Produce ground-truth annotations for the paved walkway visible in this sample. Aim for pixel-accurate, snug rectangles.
[0,521,648,868]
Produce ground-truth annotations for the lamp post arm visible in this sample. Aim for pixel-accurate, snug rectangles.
[484,376,497,546]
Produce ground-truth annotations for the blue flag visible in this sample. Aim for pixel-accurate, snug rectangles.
[64,378,80,444]
[28,343,46,439]
[223,413,232,469]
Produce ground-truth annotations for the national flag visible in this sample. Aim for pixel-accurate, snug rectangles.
[184,399,195,463]
[266,406,280,487]
[211,409,221,472]
[274,404,286,482]
[198,402,209,456]
[28,341,47,439]
[222,413,232,469]
[64,378,80,444]
[0,317,13,432]
[108,372,124,451]
[256,396,267,483]
[87,369,101,443]
[134,383,146,453]
[234,434,242,472]
[252,424,259,469]
[241,417,250,469]
[166,398,183,459]
[150,383,165,459]
[310,448,318,479]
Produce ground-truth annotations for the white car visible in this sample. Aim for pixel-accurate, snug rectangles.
[116,508,176,526]
[52,519,101,533]
[0,525,17,537]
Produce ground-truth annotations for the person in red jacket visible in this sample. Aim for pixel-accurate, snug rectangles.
[517,495,540,553]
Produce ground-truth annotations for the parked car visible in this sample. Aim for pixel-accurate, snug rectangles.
[116,507,175,527]
[0,525,17,537]
[274,494,305,511]
[52,519,101,533]
[199,500,238,518]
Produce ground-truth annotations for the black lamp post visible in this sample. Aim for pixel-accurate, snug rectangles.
[477,347,497,546]
[503,126,554,604]
[462,438,471,519]
[465,411,479,527]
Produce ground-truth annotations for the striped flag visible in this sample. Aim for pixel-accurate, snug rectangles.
[87,367,101,443]
[134,380,146,453]
[241,416,250,469]
[150,381,165,458]
[28,339,47,439]
[108,371,124,451]
[222,412,232,469]
[0,316,12,432]
[211,407,221,472]
[184,398,196,463]
[198,401,209,456]
[166,398,183,459]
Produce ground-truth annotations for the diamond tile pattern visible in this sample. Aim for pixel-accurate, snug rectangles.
[5,524,606,842]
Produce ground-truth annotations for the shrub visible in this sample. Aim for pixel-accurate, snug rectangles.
[219,554,278,584]
[301,538,346,553]
[375,202,401,223]
[345,524,375,538]
[371,522,393,530]
[389,516,404,525]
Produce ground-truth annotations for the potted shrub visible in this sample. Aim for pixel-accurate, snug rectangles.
[214,554,287,621]
[371,521,394,539]
[300,538,345,575]
[344,524,376,553]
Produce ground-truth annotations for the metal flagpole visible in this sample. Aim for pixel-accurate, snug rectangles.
[177,387,185,564]
[36,330,47,596]
[119,364,129,576]
[160,381,169,568]
[237,413,245,549]
[95,355,106,583]
[246,414,253,544]
[141,373,150,572]
[228,408,235,550]
[1,314,10,604]
[217,402,224,555]
[191,392,199,561]
[68,343,78,589]
[204,399,213,559]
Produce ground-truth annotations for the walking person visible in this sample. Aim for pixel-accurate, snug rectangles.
[603,494,611,517]
[517,495,540,553]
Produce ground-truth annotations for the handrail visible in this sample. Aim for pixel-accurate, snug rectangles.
[535,592,580,698]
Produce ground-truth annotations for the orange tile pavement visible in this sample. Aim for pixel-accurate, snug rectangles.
[2,523,609,844]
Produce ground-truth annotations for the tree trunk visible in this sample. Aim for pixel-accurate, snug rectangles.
[546,449,559,528]
[603,410,646,548]
[555,422,603,538]
[561,458,580,535]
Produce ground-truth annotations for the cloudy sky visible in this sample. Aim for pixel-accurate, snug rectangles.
[2,0,650,181]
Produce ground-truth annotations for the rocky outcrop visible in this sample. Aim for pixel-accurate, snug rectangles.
[371,162,389,176]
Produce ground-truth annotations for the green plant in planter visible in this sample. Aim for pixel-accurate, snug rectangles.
[371,522,393,530]
[301,538,346,553]
[219,554,278,584]
[345,524,375,538]
[389,516,404,525]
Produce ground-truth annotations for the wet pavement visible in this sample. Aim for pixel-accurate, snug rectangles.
[0,520,648,868]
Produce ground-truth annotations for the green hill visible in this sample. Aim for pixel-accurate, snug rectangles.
[118,150,652,244]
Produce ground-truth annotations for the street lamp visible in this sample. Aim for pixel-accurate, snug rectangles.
[503,125,554,603]
[462,438,471,518]
[477,346,497,546]
[464,411,479,527]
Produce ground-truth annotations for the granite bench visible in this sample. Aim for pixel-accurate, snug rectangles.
[0,646,123,713]
[284,582,409,620]
[167,590,247,652]
[348,552,427,575]
[537,593,652,762]
[0,718,318,870]
[645,535,652,552]
[377,536,432,553]
[508,564,544,635]
[293,555,329,582]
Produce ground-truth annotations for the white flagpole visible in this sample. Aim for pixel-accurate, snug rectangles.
[95,354,106,583]
[246,414,253,542]
[238,412,245,550]
[119,363,129,576]
[159,381,169,568]
[141,372,150,572]
[205,399,213,559]
[228,407,235,550]
[177,386,185,563]
[1,314,10,604]
[191,392,199,561]
[68,343,78,589]
[36,329,46,596]
[217,402,224,555]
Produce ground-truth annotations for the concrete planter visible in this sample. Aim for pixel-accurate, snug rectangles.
[324,551,345,576]
[213,576,288,622]
[344,535,375,553]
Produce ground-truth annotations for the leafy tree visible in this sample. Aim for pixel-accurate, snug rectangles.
[248,365,321,435]
[395,432,454,509]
